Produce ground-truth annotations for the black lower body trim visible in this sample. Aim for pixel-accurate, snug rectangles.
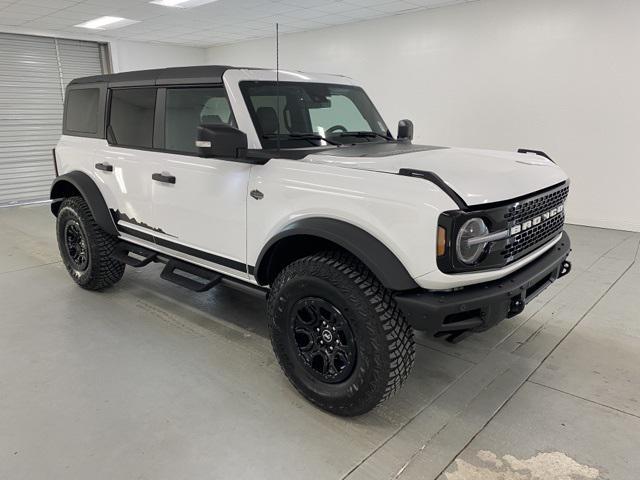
[395,231,572,334]
[118,224,251,274]
[119,224,154,241]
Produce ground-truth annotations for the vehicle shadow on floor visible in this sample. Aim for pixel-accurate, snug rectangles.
[116,262,270,338]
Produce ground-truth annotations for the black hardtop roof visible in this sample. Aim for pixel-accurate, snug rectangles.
[69,65,261,88]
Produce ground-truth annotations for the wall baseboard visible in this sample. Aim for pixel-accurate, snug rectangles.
[566,217,640,234]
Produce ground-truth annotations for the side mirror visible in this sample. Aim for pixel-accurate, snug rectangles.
[397,119,414,143]
[197,124,248,160]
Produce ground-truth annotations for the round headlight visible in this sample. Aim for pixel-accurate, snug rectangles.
[456,218,489,265]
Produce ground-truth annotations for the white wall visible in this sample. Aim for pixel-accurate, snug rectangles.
[110,40,206,72]
[207,0,640,232]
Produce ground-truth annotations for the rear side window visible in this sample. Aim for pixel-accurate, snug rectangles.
[165,87,235,154]
[65,88,99,134]
[108,88,156,148]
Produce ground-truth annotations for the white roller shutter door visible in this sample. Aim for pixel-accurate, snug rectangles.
[0,33,107,205]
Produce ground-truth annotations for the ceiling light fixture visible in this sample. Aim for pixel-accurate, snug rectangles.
[75,16,139,30]
[150,0,220,8]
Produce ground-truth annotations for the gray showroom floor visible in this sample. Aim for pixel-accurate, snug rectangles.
[0,204,639,480]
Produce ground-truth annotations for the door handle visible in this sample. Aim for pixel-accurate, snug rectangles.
[152,172,176,184]
[95,162,113,172]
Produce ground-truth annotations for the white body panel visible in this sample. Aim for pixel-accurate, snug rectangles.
[303,147,567,207]
[55,68,570,291]
[56,135,101,179]
[153,151,251,269]
[56,136,161,237]
[93,144,160,232]
[246,159,457,282]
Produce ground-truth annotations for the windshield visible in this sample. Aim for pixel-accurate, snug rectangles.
[240,81,391,149]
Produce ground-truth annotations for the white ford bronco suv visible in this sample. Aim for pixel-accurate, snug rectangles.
[51,66,572,416]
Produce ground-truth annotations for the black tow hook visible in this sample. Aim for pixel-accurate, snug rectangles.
[559,260,572,278]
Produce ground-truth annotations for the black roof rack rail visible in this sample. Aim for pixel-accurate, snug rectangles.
[68,65,267,88]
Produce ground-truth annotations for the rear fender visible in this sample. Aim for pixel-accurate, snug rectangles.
[50,171,118,236]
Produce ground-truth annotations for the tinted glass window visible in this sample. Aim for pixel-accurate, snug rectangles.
[165,87,235,154]
[308,95,370,132]
[65,88,99,134]
[108,88,156,148]
[240,81,389,149]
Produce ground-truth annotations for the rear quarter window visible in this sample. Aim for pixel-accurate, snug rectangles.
[107,88,156,149]
[64,88,99,134]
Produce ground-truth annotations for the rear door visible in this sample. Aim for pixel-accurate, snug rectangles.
[96,87,163,238]
[151,85,250,278]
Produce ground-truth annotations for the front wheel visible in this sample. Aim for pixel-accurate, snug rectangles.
[267,251,415,416]
[56,196,125,290]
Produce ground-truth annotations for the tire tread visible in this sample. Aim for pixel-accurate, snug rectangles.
[57,196,124,290]
[267,250,415,415]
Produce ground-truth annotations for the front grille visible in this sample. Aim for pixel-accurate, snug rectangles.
[501,212,564,260]
[504,184,569,225]
[437,181,569,274]
[500,183,569,261]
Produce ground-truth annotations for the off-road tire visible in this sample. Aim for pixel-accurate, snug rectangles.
[268,250,415,416]
[56,196,125,290]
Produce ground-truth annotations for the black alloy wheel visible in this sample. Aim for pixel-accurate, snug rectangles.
[268,250,415,416]
[64,220,89,272]
[290,297,356,384]
[56,196,125,290]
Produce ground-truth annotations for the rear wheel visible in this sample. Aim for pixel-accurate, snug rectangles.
[267,251,415,416]
[56,196,125,290]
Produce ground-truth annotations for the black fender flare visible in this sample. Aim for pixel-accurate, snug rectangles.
[50,171,118,236]
[254,218,419,291]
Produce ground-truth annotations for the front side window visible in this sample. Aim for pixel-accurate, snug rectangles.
[240,81,390,149]
[65,88,99,134]
[165,87,235,154]
[108,88,156,148]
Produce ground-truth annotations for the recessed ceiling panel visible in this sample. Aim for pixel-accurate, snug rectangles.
[0,0,476,47]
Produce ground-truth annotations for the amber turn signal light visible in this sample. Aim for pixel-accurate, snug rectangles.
[437,226,447,256]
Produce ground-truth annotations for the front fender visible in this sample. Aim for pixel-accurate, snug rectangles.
[254,217,419,291]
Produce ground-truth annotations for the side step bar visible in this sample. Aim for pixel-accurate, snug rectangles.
[111,241,223,293]
[112,242,157,267]
[160,259,222,292]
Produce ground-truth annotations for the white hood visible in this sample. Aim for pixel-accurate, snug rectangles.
[303,145,568,206]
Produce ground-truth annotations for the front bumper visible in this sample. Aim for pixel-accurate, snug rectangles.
[395,231,571,336]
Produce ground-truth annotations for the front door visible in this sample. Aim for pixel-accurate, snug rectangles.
[151,86,250,278]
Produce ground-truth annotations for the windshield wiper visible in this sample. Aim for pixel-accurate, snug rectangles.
[338,131,393,142]
[263,133,341,146]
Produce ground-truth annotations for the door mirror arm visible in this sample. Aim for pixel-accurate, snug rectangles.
[244,149,271,165]
[197,124,268,164]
